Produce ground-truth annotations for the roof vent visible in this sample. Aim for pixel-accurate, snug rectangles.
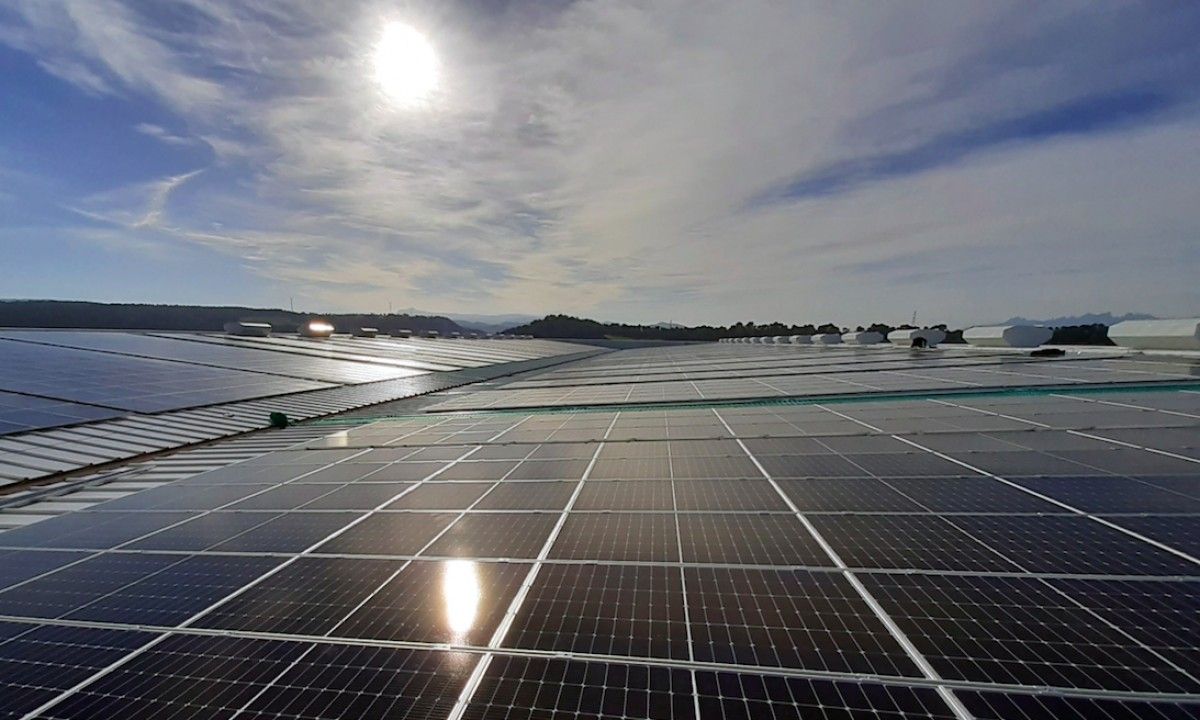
[842,331,884,345]
[352,327,378,338]
[425,330,440,338]
[1108,318,1200,351]
[812,333,843,345]
[392,329,413,338]
[963,325,1052,348]
[789,334,813,345]
[223,321,271,337]
[888,328,946,348]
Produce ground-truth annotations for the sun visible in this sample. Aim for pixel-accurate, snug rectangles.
[373,22,438,106]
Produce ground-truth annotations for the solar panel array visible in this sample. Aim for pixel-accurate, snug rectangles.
[0,343,1197,718]
[0,331,593,485]
[427,344,1197,411]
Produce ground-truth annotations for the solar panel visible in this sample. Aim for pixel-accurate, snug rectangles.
[0,342,1197,718]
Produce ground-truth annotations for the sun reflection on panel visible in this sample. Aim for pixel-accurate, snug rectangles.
[442,559,480,640]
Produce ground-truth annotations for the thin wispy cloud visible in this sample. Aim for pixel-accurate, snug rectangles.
[1,0,1198,325]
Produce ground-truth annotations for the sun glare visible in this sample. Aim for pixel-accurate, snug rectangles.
[442,560,480,639]
[373,22,438,106]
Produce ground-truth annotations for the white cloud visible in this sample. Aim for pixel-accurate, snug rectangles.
[134,123,197,146]
[3,0,1198,324]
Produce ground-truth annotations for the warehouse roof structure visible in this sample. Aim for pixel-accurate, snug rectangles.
[0,338,1198,718]
[0,329,594,486]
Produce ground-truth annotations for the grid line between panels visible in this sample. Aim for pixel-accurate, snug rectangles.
[17,414,531,720]
[817,403,1200,568]
[219,414,553,717]
[3,611,1200,706]
[788,416,1200,692]
[0,415,459,594]
[446,411,623,720]
[709,407,975,720]
[667,426,704,720]
[928,395,1200,468]
[815,404,1200,694]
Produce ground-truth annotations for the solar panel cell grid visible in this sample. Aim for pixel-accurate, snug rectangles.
[550,513,679,563]
[422,512,558,559]
[808,514,1020,572]
[65,554,284,626]
[0,624,159,718]
[676,514,834,566]
[209,512,363,553]
[693,672,958,720]
[948,514,1200,575]
[313,512,458,556]
[472,480,577,510]
[337,559,528,645]
[463,655,696,720]
[957,691,1200,720]
[862,573,1200,693]
[687,567,923,676]
[508,563,690,659]
[0,552,181,619]
[196,556,403,636]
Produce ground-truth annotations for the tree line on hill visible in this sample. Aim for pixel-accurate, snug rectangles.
[0,300,467,334]
[0,301,1116,345]
[505,315,963,342]
[506,315,1114,344]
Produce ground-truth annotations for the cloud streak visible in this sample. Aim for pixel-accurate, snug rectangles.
[2,0,1199,325]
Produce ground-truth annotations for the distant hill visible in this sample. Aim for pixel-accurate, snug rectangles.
[401,308,539,333]
[1003,312,1156,327]
[0,300,467,334]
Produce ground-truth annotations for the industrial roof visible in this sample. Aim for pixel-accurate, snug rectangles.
[0,340,1198,718]
[0,330,594,485]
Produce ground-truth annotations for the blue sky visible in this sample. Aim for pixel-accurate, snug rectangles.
[1,1,1198,327]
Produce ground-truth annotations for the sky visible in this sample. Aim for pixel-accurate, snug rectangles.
[1,1,1198,328]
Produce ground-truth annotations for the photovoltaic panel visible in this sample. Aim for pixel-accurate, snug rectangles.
[462,655,696,720]
[337,559,528,646]
[693,671,958,720]
[0,391,123,436]
[0,624,158,718]
[509,563,690,660]
[861,573,1199,693]
[686,567,922,676]
[0,338,331,412]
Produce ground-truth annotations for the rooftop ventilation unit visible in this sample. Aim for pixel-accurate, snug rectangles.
[352,327,378,338]
[963,325,1052,348]
[223,321,271,337]
[842,331,884,345]
[392,329,413,339]
[1108,318,1200,350]
[789,334,813,345]
[772,336,788,344]
[812,333,843,345]
[425,330,440,339]
[468,332,479,339]
[889,328,946,348]
[298,320,335,338]
[450,331,462,339]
